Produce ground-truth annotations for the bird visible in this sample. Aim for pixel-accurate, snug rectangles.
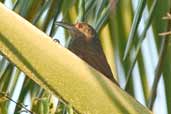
[56,22,118,85]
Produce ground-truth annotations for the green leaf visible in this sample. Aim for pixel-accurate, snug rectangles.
[123,0,146,60]
[0,3,152,114]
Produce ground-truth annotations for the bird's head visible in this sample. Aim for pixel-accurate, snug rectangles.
[56,22,96,41]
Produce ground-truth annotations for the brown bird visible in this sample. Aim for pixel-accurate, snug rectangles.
[56,22,118,85]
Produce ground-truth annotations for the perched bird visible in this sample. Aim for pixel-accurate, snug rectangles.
[56,22,118,85]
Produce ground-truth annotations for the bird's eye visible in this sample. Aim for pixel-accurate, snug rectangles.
[88,29,91,32]
[87,29,91,33]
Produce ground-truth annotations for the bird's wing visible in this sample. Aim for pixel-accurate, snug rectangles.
[84,37,117,83]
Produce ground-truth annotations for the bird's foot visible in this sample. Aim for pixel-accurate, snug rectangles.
[53,39,60,43]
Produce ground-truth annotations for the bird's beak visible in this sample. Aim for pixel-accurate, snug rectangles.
[56,22,77,32]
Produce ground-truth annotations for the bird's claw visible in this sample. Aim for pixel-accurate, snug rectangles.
[53,39,60,43]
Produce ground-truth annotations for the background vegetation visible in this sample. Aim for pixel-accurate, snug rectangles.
[0,0,171,114]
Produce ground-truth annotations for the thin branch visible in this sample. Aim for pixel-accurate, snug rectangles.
[0,92,33,114]
[159,31,171,36]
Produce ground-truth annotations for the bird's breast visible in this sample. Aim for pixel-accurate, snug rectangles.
[68,38,87,59]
